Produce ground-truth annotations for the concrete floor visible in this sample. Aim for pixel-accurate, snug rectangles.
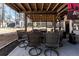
[8,40,79,56]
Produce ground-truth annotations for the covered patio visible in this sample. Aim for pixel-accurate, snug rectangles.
[1,3,79,56]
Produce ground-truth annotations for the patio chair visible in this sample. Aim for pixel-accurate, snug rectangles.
[44,31,60,56]
[28,31,42,56]
[59,30,64,47]
[17,30,28,49]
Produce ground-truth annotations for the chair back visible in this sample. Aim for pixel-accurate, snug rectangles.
[28,31,41,47]
[45,31,60,48]
[17,30,27,40]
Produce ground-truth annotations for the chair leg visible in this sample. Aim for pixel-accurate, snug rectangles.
[28,47,42,56]
[18,41,28,48]
[25,44,28,50]
[44,48,59,56]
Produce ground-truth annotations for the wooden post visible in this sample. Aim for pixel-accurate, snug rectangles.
[53,15,56,31]
[32,15,33,30]
[59,16,61,31]
[46,14,47,32]
[24,13,27,32]
[59,21,61,31]
[52,15,54,32]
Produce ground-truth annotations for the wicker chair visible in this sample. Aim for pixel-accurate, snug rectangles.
[17,30,28,49]
[28,30,42,56]
[59,30,64,47]
[44,31,60,56]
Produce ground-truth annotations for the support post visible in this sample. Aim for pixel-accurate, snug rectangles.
[24,13,27,32]
[32,16,33,30]
[53,15,56,31]
[59,16,61,31]
[45,14,47,32]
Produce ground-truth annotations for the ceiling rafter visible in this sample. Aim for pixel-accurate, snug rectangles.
[41,3,44,11]
[52,3,59,11]
[46,3,51,11]
[6,3,67,16]
[57,4,67,12]
[35,3,37,11]
[24,11,57,14]
[11,3,21,12]
[58,7,67,15]
[18,3,27,13]
[6,3,19,12]
[27,3,32,11]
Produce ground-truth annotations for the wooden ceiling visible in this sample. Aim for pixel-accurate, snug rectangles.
[6,3,67,22]
[6,3,67,14]
[29,14,56,22]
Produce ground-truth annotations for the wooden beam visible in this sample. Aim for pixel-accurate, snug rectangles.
[6,3,19,12]
[25,11,57,14]
[24,13,27,32]
[27,3,32,11]
[46,3,51,11]
[11,3,21,12]
[41,3,44,11]
[57,4,67,12]
[52,3,59,11]
[35,3,37,11]
[58,7,67,15]
[18,3,27,13]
